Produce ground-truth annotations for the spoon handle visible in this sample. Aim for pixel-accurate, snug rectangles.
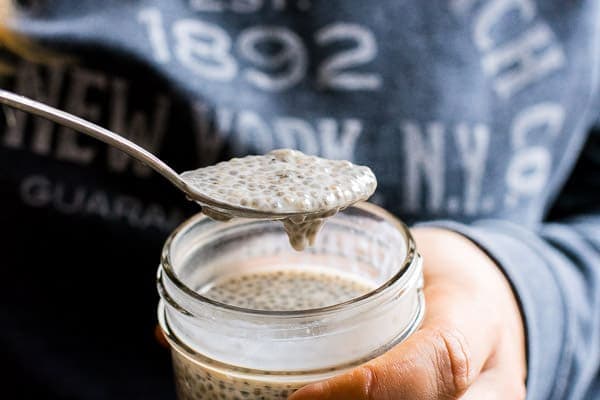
[0,89,188,192]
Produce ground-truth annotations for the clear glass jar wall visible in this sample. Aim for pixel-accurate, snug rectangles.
[157,203,424,400]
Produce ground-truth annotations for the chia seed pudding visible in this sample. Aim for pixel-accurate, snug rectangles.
[181,149,377,250]
[201,268,374,311]
[172,268,376,400]
[160,169,424,400]
[171,350,303,400]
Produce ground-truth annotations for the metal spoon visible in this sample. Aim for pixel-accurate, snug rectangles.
[0,89,311,219]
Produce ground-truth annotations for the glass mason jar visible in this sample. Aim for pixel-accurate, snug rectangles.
[157,203,424,400]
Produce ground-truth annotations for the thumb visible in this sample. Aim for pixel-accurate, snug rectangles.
[289,229,517,400]
[289,326,475,400]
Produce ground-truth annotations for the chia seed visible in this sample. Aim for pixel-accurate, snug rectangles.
[172,269,374,399]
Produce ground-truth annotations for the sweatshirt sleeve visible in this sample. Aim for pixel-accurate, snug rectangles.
[422,218,600,400]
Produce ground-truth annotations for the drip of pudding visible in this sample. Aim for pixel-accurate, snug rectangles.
[181,149,377,250]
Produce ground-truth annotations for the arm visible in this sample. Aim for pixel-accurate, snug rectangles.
[447,126,600,399]
[432,215,600,400]
[290,130,600,400]
[290,204,599,400]
[291,226,528,400]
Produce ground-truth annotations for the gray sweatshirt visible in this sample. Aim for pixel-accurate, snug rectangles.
[0,1,598,399]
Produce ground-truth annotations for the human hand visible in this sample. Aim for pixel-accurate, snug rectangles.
[289,227,527,400]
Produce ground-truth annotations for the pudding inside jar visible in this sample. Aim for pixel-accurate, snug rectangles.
[158,203,425,400]
[200,267,374,312]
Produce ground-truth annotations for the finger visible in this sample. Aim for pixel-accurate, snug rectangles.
[420,279,500,377]
[155,325,169,348]
[420,229,527,383]
[290,326,476,400]
[460,370,526,400]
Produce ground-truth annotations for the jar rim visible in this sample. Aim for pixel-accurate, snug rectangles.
[160,202,418,318]
[158,291,426,378]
